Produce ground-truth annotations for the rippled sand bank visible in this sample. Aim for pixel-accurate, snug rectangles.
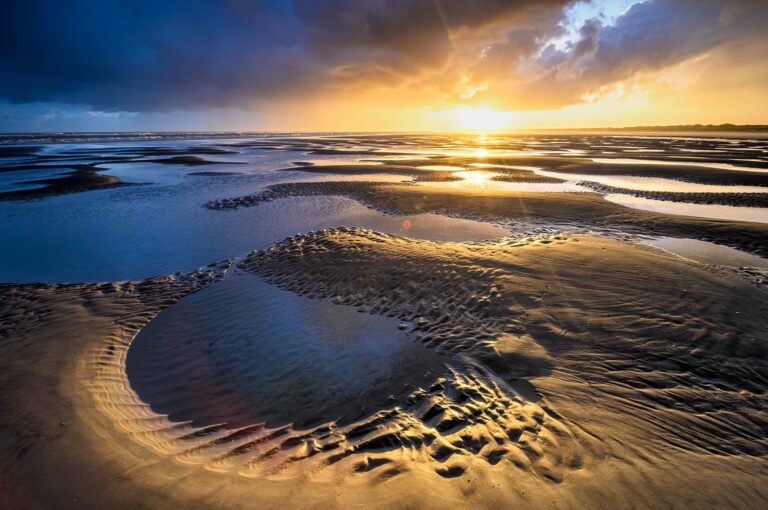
[1,231,766,509]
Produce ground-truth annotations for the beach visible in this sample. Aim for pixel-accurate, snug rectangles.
[1,132,767,508]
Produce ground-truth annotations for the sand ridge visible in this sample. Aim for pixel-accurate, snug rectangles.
[1,230,767,508]
[207,180,768,257]
[241,228,768,458]
[578,180,768,207]
[80,252,588,483]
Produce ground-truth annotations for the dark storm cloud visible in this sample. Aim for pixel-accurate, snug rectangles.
[0,0,312,110]
[0,0,568,111]
[1,0,766,113]
[292,0,566,66]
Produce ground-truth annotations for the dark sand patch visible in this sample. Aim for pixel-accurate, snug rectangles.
[141,155,243,166]
[0,151,243,199]
[511,157,768,185]
[0,165,137,201]
[414,172,465,182]
[0,163,97,174]
[578,180,768,207]
[490,172,564,183]
[0,146,42,158]
[307,148,415,156]
[2,152,242,171]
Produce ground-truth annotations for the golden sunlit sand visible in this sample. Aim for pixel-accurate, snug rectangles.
[2,230,767,509]
[2,132,768,510]
[2,1,768,506]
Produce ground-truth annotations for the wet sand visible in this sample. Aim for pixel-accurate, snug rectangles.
[281,162,561,183]
[0,165,137,200]
[578,180,768,207]
[2,133,768,509]
[0,148,244,200]
[1,232,767,509]
[208,181,768,257]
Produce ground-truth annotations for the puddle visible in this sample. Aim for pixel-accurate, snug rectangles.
[420,170,587,193]
[292,172,412,183]
[590,158,768,174]
[468,163,540,171]
[604,193,768,224]
[645,237,768,268]
[418,165,467,171]
[303,158,382,166]
[533,169,768,193]
[127,273,448,429]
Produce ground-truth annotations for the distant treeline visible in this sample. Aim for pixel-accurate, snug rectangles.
[601,124,768,132]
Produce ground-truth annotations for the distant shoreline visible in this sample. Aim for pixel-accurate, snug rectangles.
[558,124,768,132]
[523,125,768,139]
[2,125,768,145]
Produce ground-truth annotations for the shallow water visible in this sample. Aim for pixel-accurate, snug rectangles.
[419,165,467,171]
[533,169,768,193]
[2,134,767,282]
[126,273,448,429]
[302,158,381,166]
[604,193,768,224]
[0,145,507,283]
[645,237,768,268]
[590,157,768,174]
[0,190,507,283]
[0,167,65,192]
[290,171,411,183]
[420,170,586,193]
[467,163,541,171]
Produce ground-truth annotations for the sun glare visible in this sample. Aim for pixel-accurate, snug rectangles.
[456,106,508,131]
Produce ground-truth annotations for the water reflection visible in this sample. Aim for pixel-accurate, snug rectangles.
[420,170,587,193]
[127,273,448,429]
[604,194,768,224]
[590,158,768,174]
[533,169,768,193]
[645,237,768,267]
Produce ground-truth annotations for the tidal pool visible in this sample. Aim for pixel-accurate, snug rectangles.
[645,237,768,268]
[604,193,768,224]
[126,273,448,429]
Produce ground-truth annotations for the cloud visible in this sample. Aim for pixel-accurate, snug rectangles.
[466,0,768,109]
[0,1,308,110]
[0,0,569,112]
[0,0,766,117]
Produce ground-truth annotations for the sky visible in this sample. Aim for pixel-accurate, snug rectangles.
[1,0,767,132]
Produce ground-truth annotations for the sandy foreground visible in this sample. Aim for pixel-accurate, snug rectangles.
[2,132,767,509]
[1,225,767,509]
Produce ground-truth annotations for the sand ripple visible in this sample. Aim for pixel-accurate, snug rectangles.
[3,229,767,508]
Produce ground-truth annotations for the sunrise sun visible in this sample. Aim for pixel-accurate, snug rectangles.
[455,106,510,131]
